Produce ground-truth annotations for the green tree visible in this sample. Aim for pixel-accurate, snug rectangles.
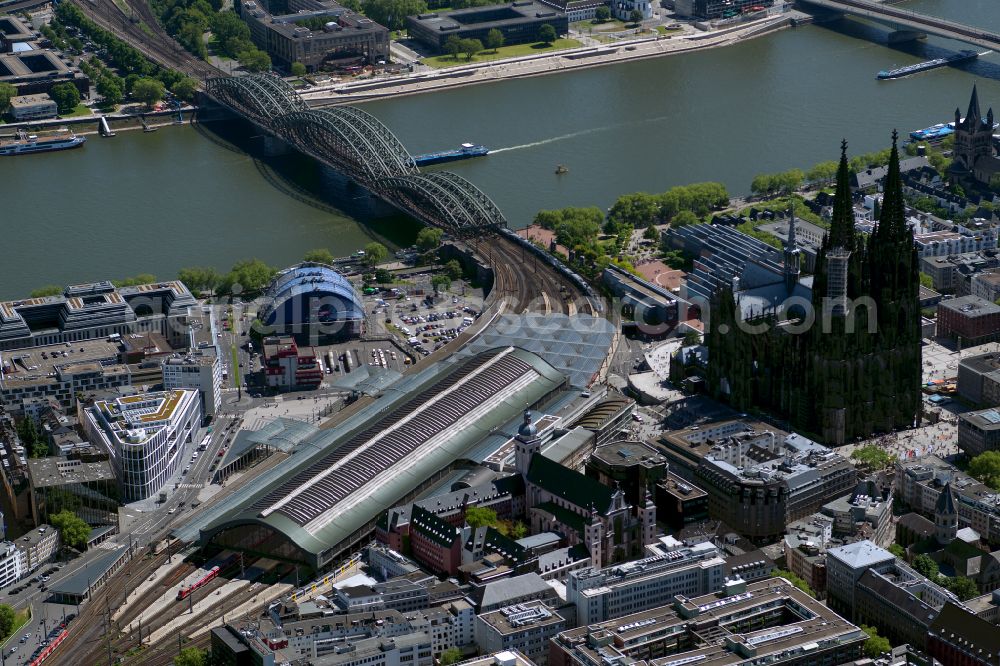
[304,248,335,265]
[628,8,643,24]
[374,268,393,283]
[174,646,207,666]
[439,648,463,666]
[682,330,700,347]
[171,77,197,102]
[911,554,939,580]
[222,258,277,294]
[465,505,499,530]
[416,227,444,252]
[945,575,979,601]
[114,273,157,287]
[96,75,124,106]
[0,81,16,113]
[431,274,452,294]
[594,4,610,20]
[50,509,90,550]
[670,210,700,228]
[772,570,815,598]
[534,207,603,248]
[607,192,661,232]
[362,0,428,30]
[132,77,165,108]
[888,543,905,558]
[364,242,389,267]
[806,160,838,185]
[860,625,891,659]
[177,267,222,294]
[850,445,895,471]
[238,48,272,73]
[643,224,659,241]
[538,23,557,44]
[290,61,307,76]
[49,82,80,114]
[16,417,47,458]
[969,451,1000,490]
[0,605,15,640]
[919,272,934,289]
[444,34,463,59]
[212,11,252,57]
[484,28,504,52]
[460,37,483,60]
[444,259,463,281]
[30,285,63,298]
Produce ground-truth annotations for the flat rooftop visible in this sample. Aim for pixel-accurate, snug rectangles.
[27,457,116,488]
[939,295,1000,316]
[555,578,864,666]
[478,600,563,635]
[411,1,563,31]
[0,339,123,387]
[960,407,1000,432]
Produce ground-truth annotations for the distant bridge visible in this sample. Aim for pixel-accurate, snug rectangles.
[799,0,1000,49]
[203,74,507,233]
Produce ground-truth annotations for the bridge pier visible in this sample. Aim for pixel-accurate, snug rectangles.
[888,29,926,43]
[318,165,396,217]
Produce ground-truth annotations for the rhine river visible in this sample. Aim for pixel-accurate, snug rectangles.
[1,0,998,297]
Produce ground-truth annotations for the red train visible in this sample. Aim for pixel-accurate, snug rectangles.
[29,628,67,666]
[177,565,220,600]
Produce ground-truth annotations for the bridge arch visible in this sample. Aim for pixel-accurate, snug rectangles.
[205,74,307,125]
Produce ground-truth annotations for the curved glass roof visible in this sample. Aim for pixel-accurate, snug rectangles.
[262,263,364,323]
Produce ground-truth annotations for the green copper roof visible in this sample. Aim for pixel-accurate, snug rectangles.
[527,454,613,514]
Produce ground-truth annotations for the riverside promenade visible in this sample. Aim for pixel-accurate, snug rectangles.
[302,13,794,105]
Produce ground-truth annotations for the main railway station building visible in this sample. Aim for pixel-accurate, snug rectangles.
[190,347,567,571]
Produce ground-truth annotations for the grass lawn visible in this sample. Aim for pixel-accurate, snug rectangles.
[655,25,681,35]
[60,104,93,119]
[423,38,582,68]
[572,18,628,32]
[139,21,155,37]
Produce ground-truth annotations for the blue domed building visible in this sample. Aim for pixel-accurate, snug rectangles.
[259,263,364,342]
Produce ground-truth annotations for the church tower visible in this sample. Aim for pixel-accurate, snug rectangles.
[514,410,541,477]
[783,203,801,293]
[640,485,657,545]
[935,483,958,545]
[585,504,605,570]
[953,85,996,176]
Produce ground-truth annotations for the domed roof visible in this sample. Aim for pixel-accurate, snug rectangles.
[260,263,364,327]
[518,410,537,439]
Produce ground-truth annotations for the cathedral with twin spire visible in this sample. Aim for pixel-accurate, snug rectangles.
[707,135,922,445]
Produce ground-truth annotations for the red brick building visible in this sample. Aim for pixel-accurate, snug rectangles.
[409,505,462,575]
[261,336,322,391]
[928,602,1000,666]
[937,296,1000,345]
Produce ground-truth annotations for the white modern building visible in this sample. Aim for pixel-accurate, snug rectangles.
[475,602,566,666]
[82,389,202,501]
[566,536,726,626]
[612,0,651,20]
[0,542,22,590]
[161,352,222,416]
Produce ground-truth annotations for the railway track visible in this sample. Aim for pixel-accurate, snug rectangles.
[69,0,222,81]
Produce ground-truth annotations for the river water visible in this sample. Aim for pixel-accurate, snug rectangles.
[1,0,998,298]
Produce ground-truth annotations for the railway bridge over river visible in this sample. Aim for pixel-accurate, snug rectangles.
[203,73,507,233]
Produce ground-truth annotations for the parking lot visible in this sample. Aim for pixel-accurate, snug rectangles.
[366,285,485,359]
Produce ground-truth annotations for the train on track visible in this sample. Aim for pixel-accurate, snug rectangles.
[28,627,67,666]
[177,566,220,600]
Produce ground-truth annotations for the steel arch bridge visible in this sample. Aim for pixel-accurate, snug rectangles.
[204,74,507,232]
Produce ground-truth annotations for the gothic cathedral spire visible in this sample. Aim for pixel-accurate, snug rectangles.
[876,130,907,243]
[829,139,856,251]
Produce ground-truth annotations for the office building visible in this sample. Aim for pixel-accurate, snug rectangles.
[825,540,896,619]
[958,351,1000,407]
[0,280,196,352]
[162,351,222,416]
[238,0,388,70]
[16,525,58,573]
[659,419,856,542]
[937,295,1000,345]
[959,407,1000,457]
[654,471,709,531]
[82,389,202,501]
[0,47,89,97]
[407,2,568,52]
[0,338,131,412]
[920,252,1000,294]
[971,271,1000,303]
[673,0,774,20]
[26,457,118,528]
[928,602,1000,666]
[600,265,686,334]
[566,536,725,626]
[550,578,866,666]
[9,93,56,120]
[475,601,566,665]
